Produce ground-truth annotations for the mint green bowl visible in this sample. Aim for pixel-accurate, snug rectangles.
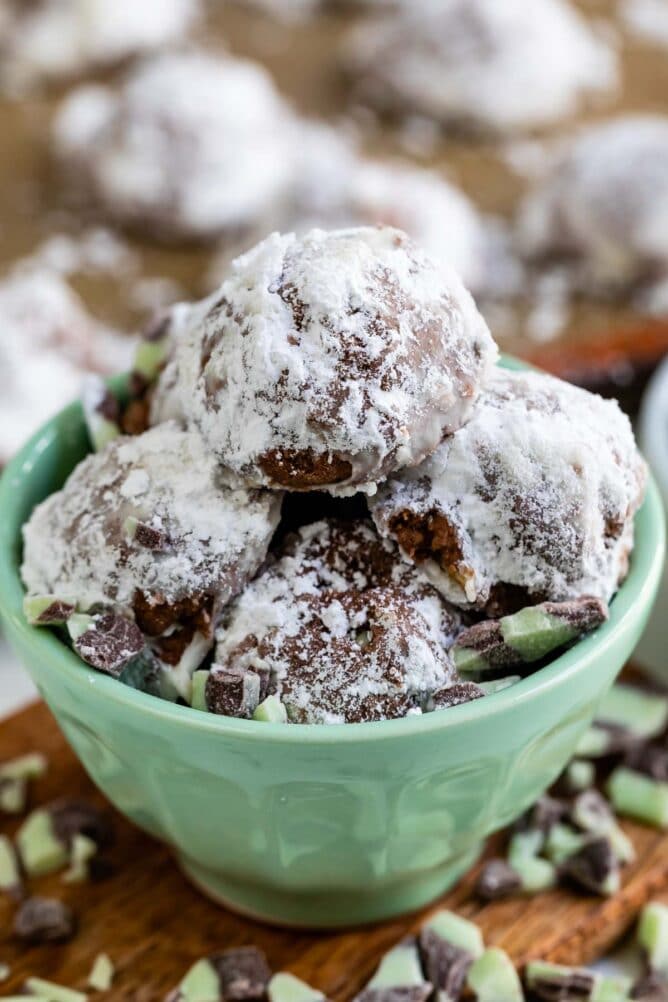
[0,372,663,928]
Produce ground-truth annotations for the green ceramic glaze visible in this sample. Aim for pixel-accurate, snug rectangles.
[0,367,663,928]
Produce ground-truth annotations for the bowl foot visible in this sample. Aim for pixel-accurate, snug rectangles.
[176,843,483,928]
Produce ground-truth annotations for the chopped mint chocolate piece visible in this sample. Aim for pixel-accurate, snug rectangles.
[73,612,145,677]
[50,799,112,850]
[14,896,76,944]
[544,823,588,866]
[23,595,76,626]
[206,667,263,719]
[17,808,69,877]
[475,859,522,901]
[24,977,88,1002]
[560,759,597,795]
[608,768,668,829]
[253,695,288,724]
[190,670,210,712]
[87,954,114,992]
[561,836,620,896]
[419,928,474,1001]
[597,685,668,742]
[508,828,544,861]
[626,744,668,783]
[453,598,606,674]
[63,834,98,884]
[0,962,9,982]
[631,970,668,1000]
[0,752,47,782]
[431,681,484,710]
[355,940,432,1002]
[82,376,121,453]
[571,790,635,864]
[0,834,22,899]
[524,961,632,1001]
[134,331,170,382]
[0,776,27,814]
[212,946,271,1000]
[512,855,557,894]
[637,903,668,976]
[123,516,171,552]
[67,613,96,643]
[167,957,219,1002]
[422,910,484,958]
[267,973,325,1002]
[520,795,568,836]
[575,724,632,759]
[467,948,524,1002]
[478,676,521,696]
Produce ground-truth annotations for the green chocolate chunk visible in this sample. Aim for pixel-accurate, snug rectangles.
[0,777,27,814]
[576,726,616,759]
[637,902,668,976]
[67,614,96,643]
[134,335,170,383]
[17,808,69,878]
[0,962,10,982]
[63,834,98,884]
[368,940,427,989]
[563,760,597,794]
[508,829,544,862]
[544,823,587,865]
[0,834,22,897]
[190,670,210,712]
[467,948,524,1001]
[500,605,578,661]
[607,768,668,829]
[571,791,635,864]
[87,954,114,992]
[0,752,47,782]
[513,856,557,894]
[176,958,220,1002]
[24,977,88,1002]
[597,685,668,741]
[268,973,326,1002]
[23,595,76,626]
[254,695,288,723]
[422,910,484,958]
[524,961,632,1001]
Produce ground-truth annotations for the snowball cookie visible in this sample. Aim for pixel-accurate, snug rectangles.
[343,0,617,134]
[52,51,299,243]
[0,267,132,463]
[212,519,466,724]
[518,116,668,290]
[22,423,282,694]
[369,368,647,614]
[159,226,497,495]
[0,0,199,93]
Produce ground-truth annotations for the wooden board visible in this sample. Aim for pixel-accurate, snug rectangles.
[1,700,667,1001]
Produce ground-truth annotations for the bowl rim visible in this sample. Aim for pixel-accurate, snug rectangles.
[0,366,664,745]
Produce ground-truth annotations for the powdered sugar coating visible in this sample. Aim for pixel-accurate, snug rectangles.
[0,0,199,93]
[161,226,497,495]
[370,368,647,611]
[344,0,617,133]
[213,520,461,724]
[53,51,299,242]
[0,267,132,463]
[22,423,282,617]
[518,116,668,290]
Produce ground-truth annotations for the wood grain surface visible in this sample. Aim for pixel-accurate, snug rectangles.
[0,700,667,1001]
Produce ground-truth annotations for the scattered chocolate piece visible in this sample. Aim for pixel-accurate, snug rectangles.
[253,695,288,724]
[17,808,69,878]
[626,744,668,783]
[165,958,220,1002]
[354,939,432,1002]
[608,768,668,830]
[14,895,77,944]
[23,595,76,626]
[63,834,98,884]
[206,667,264,720]
[88,953,115,992]
[82,375,121,453]
[267,972,326,1002]
[124,516,172,552]
[453,597,608,675]
[637,903,668,978]
[0,752,48,783]
[475,859,522,901]
[570,789,635,864]
[0,776,27,815]
[524,960,632,1000]
[212,946,272,1001]
[419,928,474,1001]
[0,834,23,900]
[560,836,620,896]
[430,681,484,710]
[50,798,113,850]
[597,685,668,743]
[632,971,668,1001]
[519,795,568,836]
[467,948,524,1002]
[71,612,145,677]
[23,976,88,1001]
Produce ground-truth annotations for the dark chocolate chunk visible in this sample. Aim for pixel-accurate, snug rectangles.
[475,859,522,901]
[211,946,272,1001]
[14,896,76,944]
[419,928,473,1000]
[206,668,263,719]
[431,681,484,710]
[626,744,668,783]
[560,836,619,895]
[134,520,171,552]
[519,795,568,836]
[74,613,145,676]
[50,799,113,850]
[632,971,668,1001]
[37,600,76,625]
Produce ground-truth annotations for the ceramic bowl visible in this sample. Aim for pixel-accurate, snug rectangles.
[0,373,663,928]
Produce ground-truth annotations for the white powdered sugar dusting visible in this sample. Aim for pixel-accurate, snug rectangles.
[22,422,282,614]
[53,51,300,241]
[0,0,200,93]
[518,115,668,292]
[213,520,461,724]
[344,0,618,132]
[370,368,647,610]
[0,267,133,463]
[159,226,497,495]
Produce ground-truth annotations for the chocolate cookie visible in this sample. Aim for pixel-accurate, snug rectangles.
[211,520,467,724]
[343,0,617,134]
[519,115,668,292]
[22,423,282,697]
[369,368,646,613]
[53,51,299,243]
[155,226,497,495]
